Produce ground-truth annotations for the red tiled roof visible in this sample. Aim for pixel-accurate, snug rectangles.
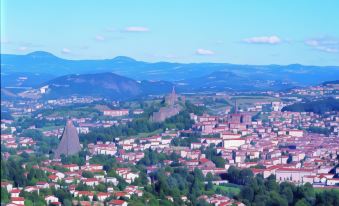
[109,200,126,205]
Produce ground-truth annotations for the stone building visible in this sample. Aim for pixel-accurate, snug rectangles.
[151,87,184,122]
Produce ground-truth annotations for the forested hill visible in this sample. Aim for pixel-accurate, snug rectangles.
[322,80,339,85]
[281,98,339,114]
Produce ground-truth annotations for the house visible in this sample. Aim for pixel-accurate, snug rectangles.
[36,181,49,189]
[45,195,59,204]
[1,181,13,192]
[108,200,128,206]
[288,130,303,137]
[276,168,315,183]
[97,192,110,201]
[48,174,59,182]
[82,178,99,186]
[327,178,339,186]
[103,110,129,117]
[106,177,119,186]
[223,138,246,148]
[76,191,94,201]
[11,197,25,205]
[63,164,80,172]
[10,188,21,197]
[24,186,39,193]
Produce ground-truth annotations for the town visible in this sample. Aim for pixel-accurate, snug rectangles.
[1,82,338,206]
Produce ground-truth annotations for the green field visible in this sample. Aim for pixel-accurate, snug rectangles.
[38,125,63,132]
[213,183,241,195]
[230,96,279,106]
[134,128,164,138]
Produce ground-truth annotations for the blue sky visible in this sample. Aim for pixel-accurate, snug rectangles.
[1,0,339,65]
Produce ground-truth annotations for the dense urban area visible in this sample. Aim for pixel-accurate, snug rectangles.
[1,81,339,206]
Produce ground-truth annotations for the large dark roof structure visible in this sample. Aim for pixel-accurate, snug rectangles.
[54,119,81,158]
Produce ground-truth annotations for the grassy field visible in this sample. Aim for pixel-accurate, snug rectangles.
[135,128,164,138]
[213,183,241,195]
[38,125,63,132]
[229,96,279,106]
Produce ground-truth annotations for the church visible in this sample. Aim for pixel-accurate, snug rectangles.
[151,87,185,122]
[54,119,82,158]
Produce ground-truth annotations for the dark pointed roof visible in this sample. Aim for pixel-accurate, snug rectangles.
[54,120,81,158]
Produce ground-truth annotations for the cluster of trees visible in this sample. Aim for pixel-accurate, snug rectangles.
[171,135,200,147]
[137,149,181,167]
[202,146,227,168]
[89,154,119,171]
[227,166,254,185]
[307,126,331,136]
[13,116,65,131]
[282,98,339,115]
[1,156,27,187]
[80,101,204,144]
[18,129,60,154]
[60,151,87,166]
[227,166,339,206]
[35,104,101,119]
[129,167,213,206]
[238,175,339,206]
[80,118,162,143]
[1,153,52,188]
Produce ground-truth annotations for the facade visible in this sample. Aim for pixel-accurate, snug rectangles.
[276,168,315,184]
[103,109,129,117]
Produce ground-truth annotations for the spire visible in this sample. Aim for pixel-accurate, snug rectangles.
[54,119,81,158]
[172,86,176,95]
[235,99,238,114]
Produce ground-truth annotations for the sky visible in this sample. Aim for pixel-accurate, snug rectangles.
[1,0,339,65]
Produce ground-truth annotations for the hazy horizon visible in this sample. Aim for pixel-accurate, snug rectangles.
[1,0,339,66]
[2,50,339,67]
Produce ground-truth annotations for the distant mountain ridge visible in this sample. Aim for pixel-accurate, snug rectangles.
[33,72,174,100]
[2,51,339,89]
[177,71,294,92]
[8,70,338,100]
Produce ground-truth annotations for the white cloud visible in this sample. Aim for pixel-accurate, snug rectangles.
[196,49,215,55]
[61,48,71,54]
[18,46,28,51]
[95,35,105,41]
[243,35,281,44]
[305,37,339,53]
[124,26,149,32]
[1,38,10,44]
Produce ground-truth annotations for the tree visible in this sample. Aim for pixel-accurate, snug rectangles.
[280,183,294,204]
[1,188,10,203]
[82,171,94,178]
[295,199,310,206]
[7,158,27,187]
[24,200,34,206]
[240,186,254,202]
[63,199,72,206]
[239,168,254,185]
[268,191,288,206]
[205,172,214,191]
[266,175,279,192]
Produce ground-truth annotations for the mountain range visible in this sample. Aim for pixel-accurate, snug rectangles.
[1,51,339,99]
